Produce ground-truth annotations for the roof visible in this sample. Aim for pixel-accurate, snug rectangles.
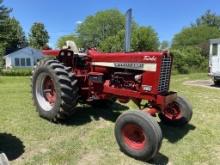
[210,38,220,44]
[4,47,43,58]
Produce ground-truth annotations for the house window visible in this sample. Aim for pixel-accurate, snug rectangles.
[21,58,25,66]
[15,58,20,66]
[212,43,218,56]
[26,58,31,66]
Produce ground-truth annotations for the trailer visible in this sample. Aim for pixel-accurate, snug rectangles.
[209,38,220,85]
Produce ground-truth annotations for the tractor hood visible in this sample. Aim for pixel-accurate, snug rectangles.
[88,49,170,64]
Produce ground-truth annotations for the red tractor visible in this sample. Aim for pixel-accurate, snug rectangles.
[31,47,192,161]
[31,9,192,161]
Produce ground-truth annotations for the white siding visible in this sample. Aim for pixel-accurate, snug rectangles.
[4,47,43,68]
[5,56,12,69]
[218,44,220,56]
[11,55,33,67]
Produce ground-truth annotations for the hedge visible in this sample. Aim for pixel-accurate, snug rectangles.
[1,68,32,76]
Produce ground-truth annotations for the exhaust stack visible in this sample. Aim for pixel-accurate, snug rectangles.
[125,8,132,52]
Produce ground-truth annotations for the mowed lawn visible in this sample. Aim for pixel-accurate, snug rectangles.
[0,73,220,165]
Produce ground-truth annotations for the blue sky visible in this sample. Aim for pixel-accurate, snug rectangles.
[4,0,220,48]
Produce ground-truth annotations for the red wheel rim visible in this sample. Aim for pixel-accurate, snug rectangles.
[43,76,56,106]
[122,123,146,150]
[164,103,181,120]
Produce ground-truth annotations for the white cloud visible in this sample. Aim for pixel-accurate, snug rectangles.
[76,21,82,24]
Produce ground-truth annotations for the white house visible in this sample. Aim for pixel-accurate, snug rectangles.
[4,47,43,69]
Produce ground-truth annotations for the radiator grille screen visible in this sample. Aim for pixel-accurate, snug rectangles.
[158,56,172,93]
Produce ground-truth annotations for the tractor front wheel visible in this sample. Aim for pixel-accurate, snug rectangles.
[114,110,162,161]
[31,60,79,122]
[159,96,192,126]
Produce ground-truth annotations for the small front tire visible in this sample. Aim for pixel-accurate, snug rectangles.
[114,110,162,161]
[159,96,192,126]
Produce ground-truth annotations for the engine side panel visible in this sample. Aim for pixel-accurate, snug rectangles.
[88,49,171,95]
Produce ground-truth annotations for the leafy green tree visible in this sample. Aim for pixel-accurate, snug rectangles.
[0,0,12,71]
[0,0,11,35]
[29,22,49,49]
[172,25,220,56]
[193,10,220,28]
[99,30,125,52]
[131,26,159,51]
[159,40,170,50]
[171,10,220,73]
[77,9,159,52]
[99,26,159,52]
[0,0,11,55]
[77,9,125,49]
[56,34,79,48]
[4,17,27,54]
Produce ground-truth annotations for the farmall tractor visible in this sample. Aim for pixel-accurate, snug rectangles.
[31,10,192,161]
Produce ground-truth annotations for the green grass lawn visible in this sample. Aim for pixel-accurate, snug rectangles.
[0,73,220,165]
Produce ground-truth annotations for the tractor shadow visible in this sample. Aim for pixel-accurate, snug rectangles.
[61,103,195,165]
[0,133,25,161]
[62,102,129,126]
[148,153,169,165]
[159,122,196,143]
[146,123,196,164]
[62,102,196,143]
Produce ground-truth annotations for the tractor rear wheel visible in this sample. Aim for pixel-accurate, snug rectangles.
[159,96,192,126]
[31,59,78,122]
[114,110,162,161]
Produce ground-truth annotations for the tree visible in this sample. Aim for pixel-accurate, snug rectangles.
[99,30,125,52]
[193,10,220,28]
[56,34,79,48]
[0,0,12,70]
[29,22,49,49]
[77,9,125,49]
[159,40,170,50]
[99,26,159,52]
[4,17,27,54]
[131,26,159,51]
[77,9,159,52]
[172,25,220,56]
[0,0,11,35]
[0,0,11,55]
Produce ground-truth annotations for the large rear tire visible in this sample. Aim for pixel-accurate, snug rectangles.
[31,59,79,122]
[159,96,192,126]
[114,110,162,161]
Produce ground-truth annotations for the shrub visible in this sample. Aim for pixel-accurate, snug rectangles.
[1,68,32,76]
[171,46,208,74]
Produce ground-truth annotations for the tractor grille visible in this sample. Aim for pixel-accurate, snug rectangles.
[158,56,172,93]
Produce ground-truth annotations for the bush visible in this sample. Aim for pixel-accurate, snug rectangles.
[1,68,32,76]
[171,46,208,74]
[0,67,2,75]
[0,56,4,75]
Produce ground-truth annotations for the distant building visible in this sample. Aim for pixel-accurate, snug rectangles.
[4,47,43,69]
